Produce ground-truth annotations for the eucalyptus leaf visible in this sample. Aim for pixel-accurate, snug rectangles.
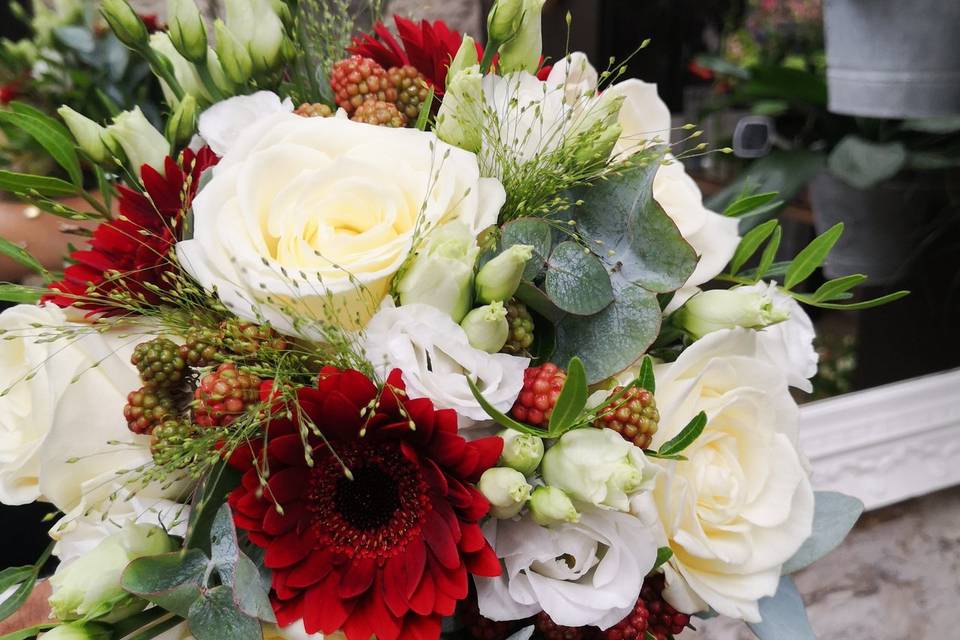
[121,549,210,618]
[186,461,242,554]
[188,586,262,640]
[544,242,614,315]
[210,504,240,581]
[231,556,275,622]
[828,136,907,190]
[748,576,815,640]
[501,218,552,281]
[782,492,863,575]
[569,162,697,293]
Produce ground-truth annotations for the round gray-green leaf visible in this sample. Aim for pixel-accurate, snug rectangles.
[544,241,614,315]
[501,217,552,281]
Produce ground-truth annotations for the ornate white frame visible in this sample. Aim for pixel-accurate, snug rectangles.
[800,368,960,511]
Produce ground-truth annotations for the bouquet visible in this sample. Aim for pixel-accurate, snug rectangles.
[0,1,905,639]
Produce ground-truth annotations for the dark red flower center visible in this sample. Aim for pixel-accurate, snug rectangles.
[308,441,430,558]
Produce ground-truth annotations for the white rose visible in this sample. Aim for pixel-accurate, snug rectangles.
[177,112,505,335]
[475,507,657,628]
[740,281,818,391]
[603,77,672,156]
[362,302,528,427]
[0,305,155,511]
[644,329,814,622]
[198,90,293,157]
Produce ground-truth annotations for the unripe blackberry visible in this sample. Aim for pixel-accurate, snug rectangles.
[388,65,430,122]
[501,299,535,355]
[124,387,180,435]
[151,419,201,467]
[351,100,407,127]
[294,102,334,118]
[220,320,287,357]
[132,338,187,390]
[179,327,221,367]
[593,386,659,449]
[534,612,589,640]
[194,363,262,428]
[330,55,397,115]
[510,363,566,428]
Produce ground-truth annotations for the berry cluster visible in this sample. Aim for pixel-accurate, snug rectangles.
[502,299,535,355]
[593,386,660,449]
[328,55,431,127]
[125,337,189,435]
[194,363,262,428]
[641,575,691,640]
[511,363,567,427]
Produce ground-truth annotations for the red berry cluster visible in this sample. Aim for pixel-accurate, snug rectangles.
[460,596,519,640]
[328,56,431,127]
[511,363,567,427]
[330,55,397,115]
[641,575,691,639]
[194,363,262,428]
[593,386,660,449]
[535,612,589,640]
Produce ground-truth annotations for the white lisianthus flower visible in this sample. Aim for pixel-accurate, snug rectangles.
[0,305,159,512]
[103,107,169,175]
[547,52,598,105]
[673,287,789,339]
[362,302,528,428]
[475,507,657,628]
[640,329,815,622]
[739,281,819,391]
[541,429,655,512]
[177,112,505,335]
[198,91,293,156]
[154,621,335,640]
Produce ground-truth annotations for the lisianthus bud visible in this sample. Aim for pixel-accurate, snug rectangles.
[498,428,544,476]
[397,221,479,322]
[461,302,510,353]
[225,0,285,75]
[446,35,479,86]
[541,428,651,512]
[49,523,175,621]
[167,0,207,63]
[58,106,109,163]
[529,486,580,526]
[214,19,253,86]
[497,0,546,74]
[100,0,149,50]
[479,467,532,519]
[40,623,112,640]
[436,65,484,153]
[673,287,790,339]
[487,0,525,45]
[104,107,170,174]
[149,32,208,104]
[166,93,198,147]
[475,244,533,304]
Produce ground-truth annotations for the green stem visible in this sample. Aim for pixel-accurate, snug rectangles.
[80,190,112,219]
[144,49,186,103]
[124,614,183,640]
[479,40,499,75]
[196,60,227,102]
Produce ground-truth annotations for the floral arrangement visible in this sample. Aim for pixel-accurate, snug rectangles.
[0,1,903,639]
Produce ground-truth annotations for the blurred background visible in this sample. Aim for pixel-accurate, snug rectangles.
[1,1,958,638]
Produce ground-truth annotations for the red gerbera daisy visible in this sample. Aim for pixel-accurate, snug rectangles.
[44,147,218,314]
[228,367,503,640]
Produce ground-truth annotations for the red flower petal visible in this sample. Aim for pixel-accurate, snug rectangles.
[339,556,377,599]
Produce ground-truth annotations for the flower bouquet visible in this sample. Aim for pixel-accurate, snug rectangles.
[0,1,906,639]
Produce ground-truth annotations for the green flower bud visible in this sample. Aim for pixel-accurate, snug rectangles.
[397,220,479,322]
[479,467,532,519]
[49,523,174,622]
[496,0,545,74]
[215,20,253,85]
[58,106,109,163]
[166,94,198,147]
[461,302,510,353]
[40,623,112,640]
[167,0,207,64]
[673,288,790,339]
[475,244,533,304]
[103,107,170,175]
[498,428,544,476]
[435,65,484,153]
[100,0,149,50]
[529,486,580,526]
[486,0,525,45]
[446,35,479,86]
[225,0,285,75]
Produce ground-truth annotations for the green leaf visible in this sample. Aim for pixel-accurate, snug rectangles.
[187,586,262,640]
[544,242,614,315]
[783,492,863,575]
[53,25,96,53]
[552,280,662,384]
[723,191,780,217]
[740,260,791,280]
[124,615,184,640]
[501,218,552,281]
[0,102,83,186]
[467,376,544,436]
[0,170,79,197]
[415,86,434,131]
[658,411,707,457]
[0,238,48,279]
[748,576,815,640]
[828,135,907,190]
[900,115,960,134]
[122,549,210,618]
[804,290,909,310]
[653,546,673,570]
[740,65,827,106]
[0,567,36,623]
[569,161,698,293]
[547,357,588,434]
[755,224,782,280]
[729,219,778,276]
[230,556,275,623]
[637,355,655,393]
[784,223,844,290]
[210,504,240,581]
[0,623,57,640]
[812,275,867,302]
[186,460,242,554]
